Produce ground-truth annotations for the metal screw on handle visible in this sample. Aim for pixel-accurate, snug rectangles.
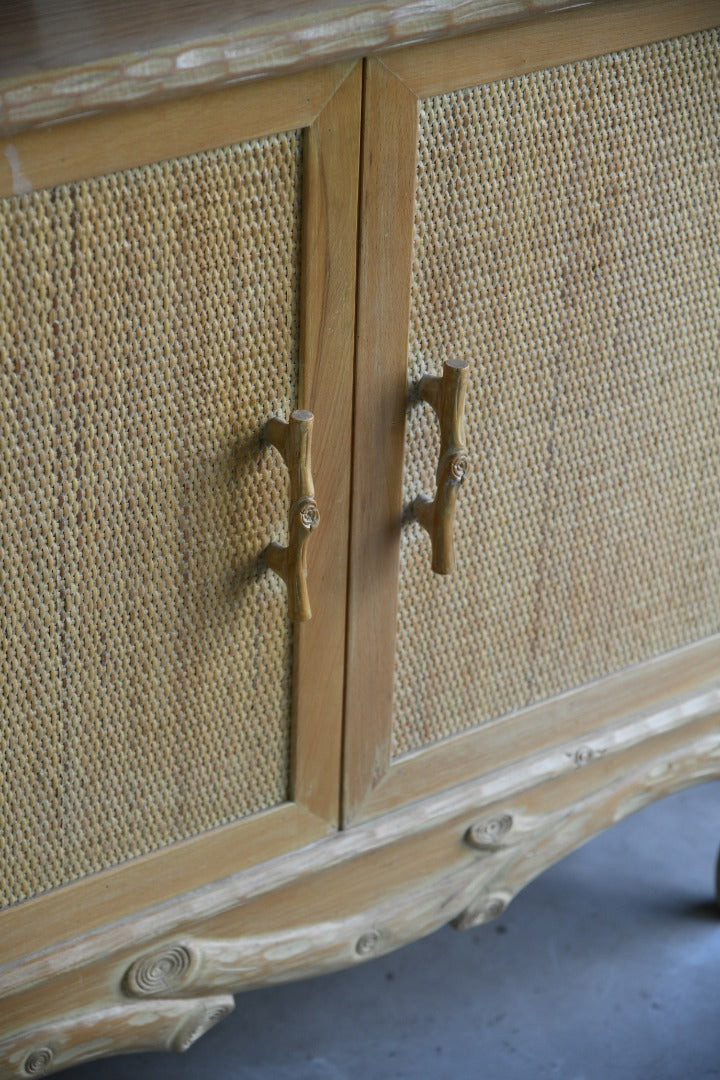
[262,409,319,622]
[412,359,469,575]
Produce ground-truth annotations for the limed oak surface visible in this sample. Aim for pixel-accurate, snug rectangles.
[0,0,609,135]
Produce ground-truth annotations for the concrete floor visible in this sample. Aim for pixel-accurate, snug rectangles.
[65,781,720,1080]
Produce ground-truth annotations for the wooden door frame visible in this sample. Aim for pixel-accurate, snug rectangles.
[0,59,361,962]
[343,0,720,823]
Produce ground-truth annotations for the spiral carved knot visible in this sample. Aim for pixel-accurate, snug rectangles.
[483,897,507,921]
[466,813,514,851]
[574,746,595,768]
[449,453,469,483]
[204,1003,234,1031]
[23,1048,54,1077]
[355,929,381,957]
[124,943,196,997]
[298,497,320,531]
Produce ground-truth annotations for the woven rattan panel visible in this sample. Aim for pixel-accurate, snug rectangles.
[0,133,303,907]
[393,30,720,758]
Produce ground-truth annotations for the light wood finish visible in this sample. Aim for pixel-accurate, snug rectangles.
[343,56,418,820]
[2,679,718,1075]
[263,411,320,622]
[0,60,360,956]
[0,0,608,138]
[291,59,361,823]
[344,0,720,823]
[412,359,470,574]
[0,805,327,974]
[2,3,719,1074]
[0,62,346,198]
[0,997,235,1079]
[383,0,720,96]
[357,636,720,820]
[3,662,718,998]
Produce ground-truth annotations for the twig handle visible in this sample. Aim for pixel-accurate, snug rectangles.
[412,359,469,574]
[263,409,319,621]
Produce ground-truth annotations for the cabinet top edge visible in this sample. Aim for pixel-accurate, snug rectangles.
[0,0,613,138]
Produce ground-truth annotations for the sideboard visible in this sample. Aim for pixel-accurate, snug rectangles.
[1,1,719,1075]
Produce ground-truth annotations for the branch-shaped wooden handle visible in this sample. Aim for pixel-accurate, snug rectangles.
[412,359,469,575]
[263,409,319,622]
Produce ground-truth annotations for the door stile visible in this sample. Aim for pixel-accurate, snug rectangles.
[292,62,362,825]
[343,58,420,824]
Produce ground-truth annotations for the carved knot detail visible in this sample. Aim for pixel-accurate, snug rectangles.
[450,453,469,483]
[23,1048,54,1077]
[174,1002,234,1053]
[574,746,595,768]
[466,813,514,850]
[484,897,507,921]
[298,497,320,531]
[355,929,381,957]
[205,1003,234,1032]
[125,943,196,997]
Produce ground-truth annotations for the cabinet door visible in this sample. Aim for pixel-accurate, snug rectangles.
[0,63,359,949]
[345,1,720,822]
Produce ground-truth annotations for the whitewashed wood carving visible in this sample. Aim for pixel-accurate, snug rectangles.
[120,730,720,1001]
[0,997,234,1079]
[3,695,719,1078]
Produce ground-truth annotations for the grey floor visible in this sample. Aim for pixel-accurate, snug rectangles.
[65,781,720,1080]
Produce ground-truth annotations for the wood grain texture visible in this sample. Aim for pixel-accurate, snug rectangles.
[292,61,362,824]
[0,62,348,198]
[123,715,720,988]
[342,57,419,822]
[2,692,718,1076]
[382,0,720,96]
[0,0,610,137]
[263,411,319,622]
[452,727,720,928]
[2,4,719,1073]
[3,642,716,998]
[356,636,720,821]
[0,60,360,963]
[344,0,720,822]
[0,997,234,1079]
[0,805,328,975]
[412,359,470,574]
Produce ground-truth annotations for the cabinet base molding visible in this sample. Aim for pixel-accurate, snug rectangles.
[2,675,718,1077]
